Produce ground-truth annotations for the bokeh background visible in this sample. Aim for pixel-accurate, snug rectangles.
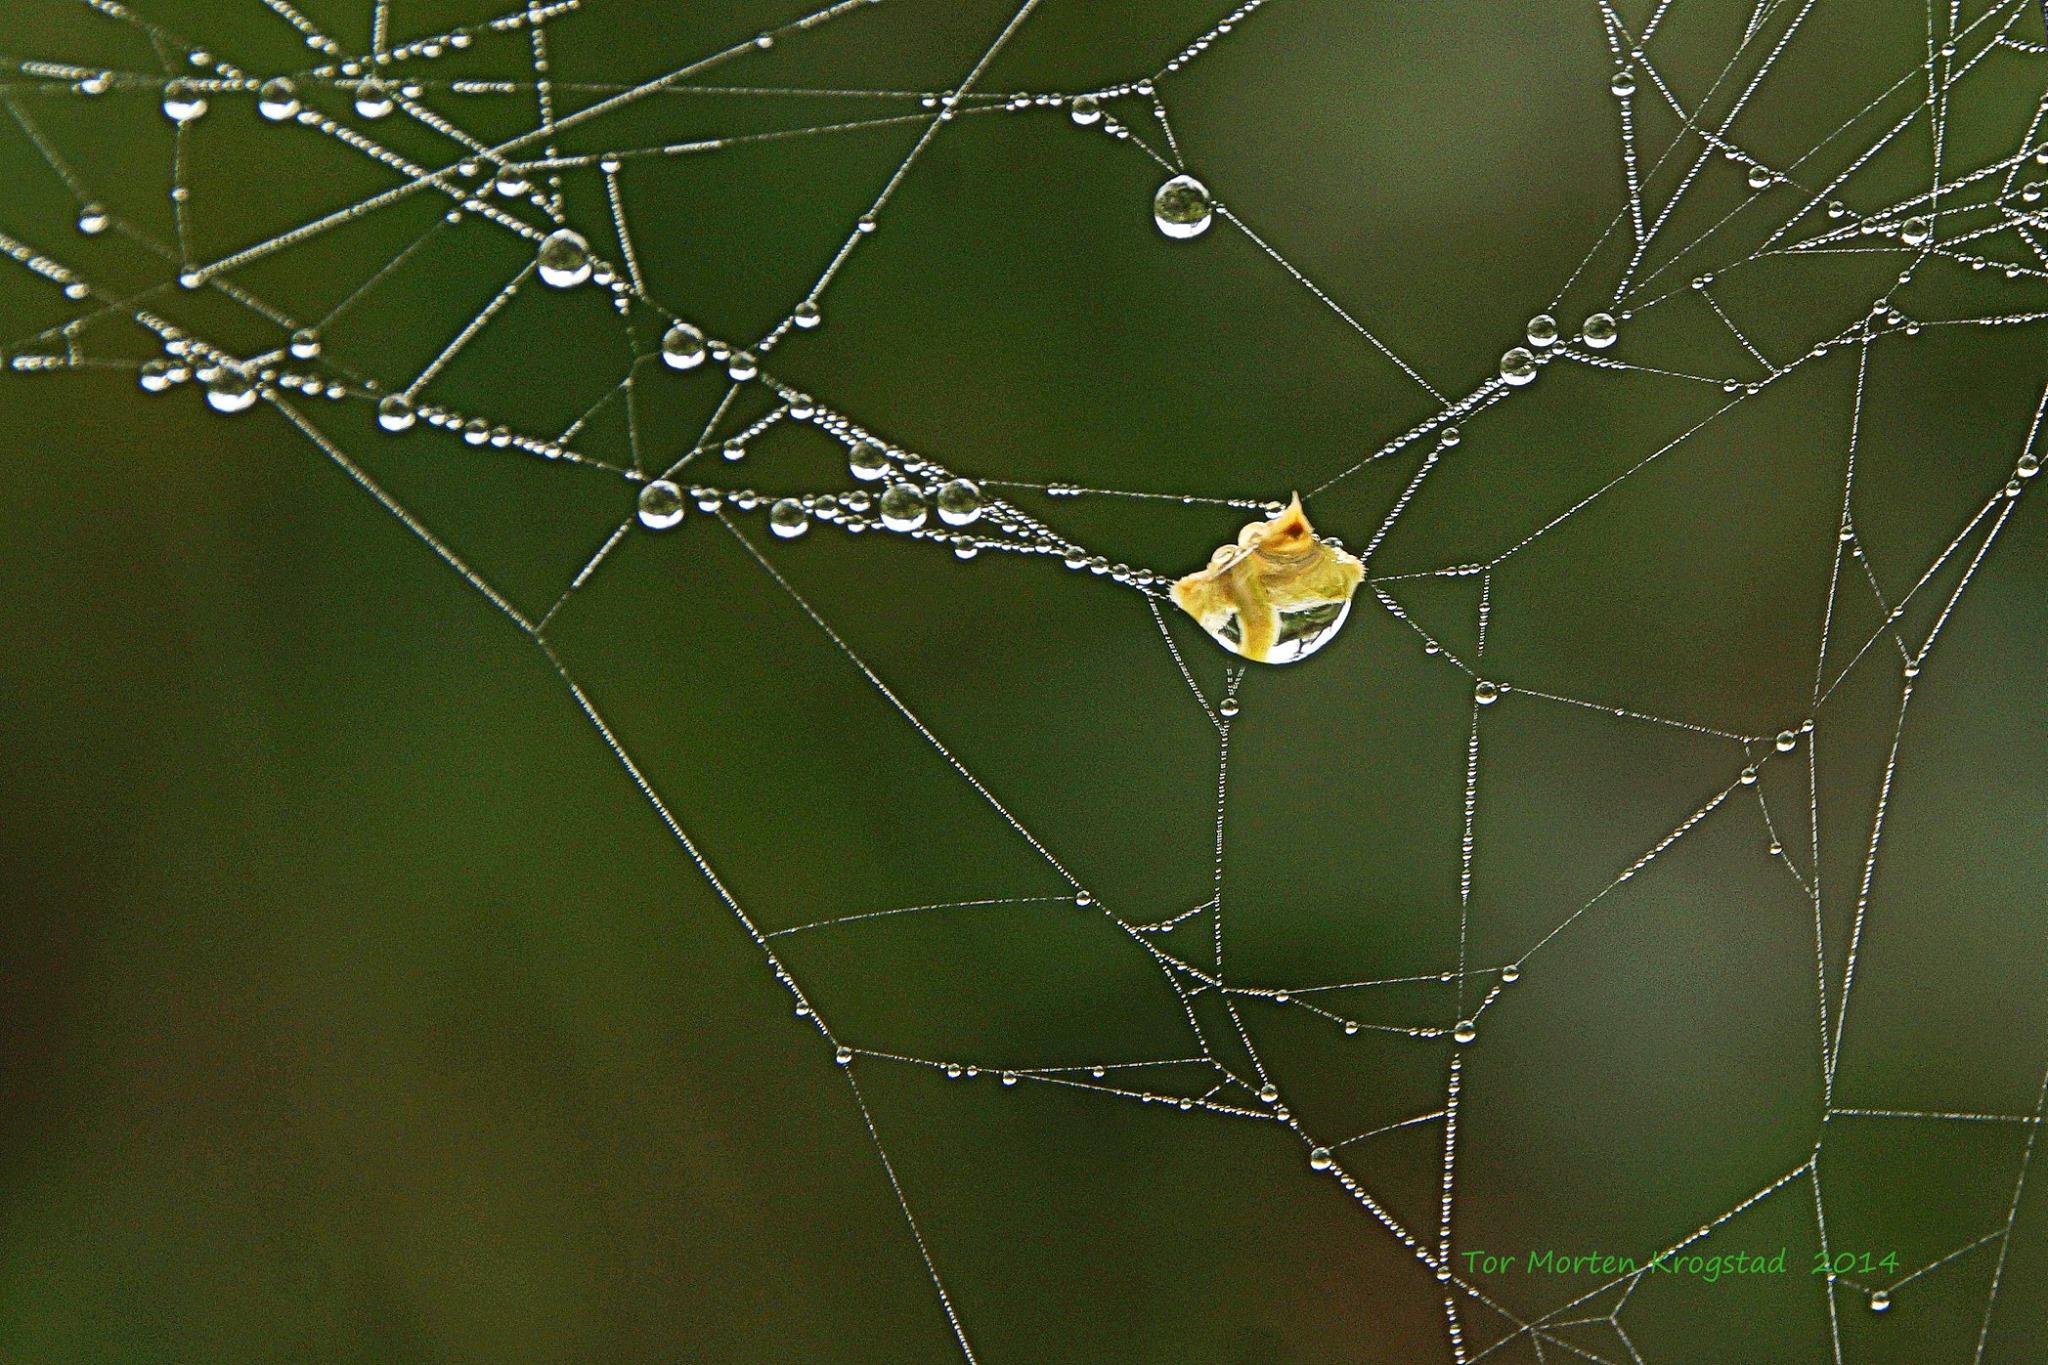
[2,0,2045,1360]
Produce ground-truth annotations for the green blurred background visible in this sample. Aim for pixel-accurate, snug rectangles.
[1,0,2045,1360]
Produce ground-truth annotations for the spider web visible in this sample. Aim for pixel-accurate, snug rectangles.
[2,0,2046,1360]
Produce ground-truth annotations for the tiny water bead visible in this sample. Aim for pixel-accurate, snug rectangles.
[77,204,109,236]
[289,328,320,360]
[637,479,685,530]
[162,80,208,123]
[536,229,593,288]
[661,321,706,370]
[935,478,984,526]
[376,394,417,431]
[205,372,258,414]
[1900,216,1932,247]
[848,440,891,481]
[834,1045,854,1066]
[879,483,929,531]
[1474,680,1500,705]
[1499,347,1538,385]
[1153,174,1213,239]
[768,498,809,539]
[1309,1147,1333,1172]
[1453,1020,1477,1044]
[1870,1290,1891,1313]
[1581,312,1619,348]
[257,77,300,121]
[1526,314,1559,347]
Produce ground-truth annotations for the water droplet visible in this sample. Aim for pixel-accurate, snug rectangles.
[1900,216,1932,247]
[769,498,809,539]
[638,479,685,530]
[1611,68,1637,97]
[257,77,300,121]
[935,478,983,526]
[2019,452,2040,479]
[1499,347,1538,385]
[1453,1020,1477,1044]
[377,394,416,431]
[1153,174,1213,239]
[792,300,821,329]
[1219,696,1240,718]
[834,1045,853,1066]
[1747,165,1774,190]
[1581,312,1619,349]
[354,76,394,119]
[162,79,208,123]
[1070,95,1101,126]
[536,229,592,288]
[1258,1083,1279,1104]
[138,359,174,393]
[879,483,928,531]
[205,372,257,414]
[289,328,320,360]
[1501,964,1521,983]
[1474,679,1500,705]
[727,352,758,381]
[660,321,706,370]
[849,441,891,481]
[494,166,531,198]
[77,204,109,236]
[1526,314,1559,347]
[1309,1147,1333,1171]
[1740,766,1758,785]
[1869,1290,1890,1313]
[1775,729,1798,752]
[1441,426,1461,447]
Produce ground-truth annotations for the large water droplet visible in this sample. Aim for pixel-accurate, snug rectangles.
[1526,314,1559,347]
[77,203,109,236]
[1153,174,1213,239]
[660,321,706,369]
[637,479,685,530]
[1581,312,1618,348]
[769,498,809,539]
[879,483,928,531]
[1070,95,1101,126]
[1474,680,1500,705]
[1453,1020,1477,1044]
[257,77,300,121]
[1611,69,1637,97]
[1900,216,1932,247]
[936,478,984,526]
[377,394,416,431]
[537,229,592,288]
[791,300,821,329]
[162,79,208,123]
[289,328,320,360]
[206,372,257,414]
[354,76,394,119]
[849,441,891,481]
[1499,347,1538,385]
[1869,1290,1891,1313]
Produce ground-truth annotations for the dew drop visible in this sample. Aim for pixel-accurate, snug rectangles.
[162,79,208,123]
[289,328,320,360]
[1526,314,1559,347]
[834,1046,853,1066]
[1501,964,1521,984]
[377,394,416,431]
[1581,312,1619,348]
[536,228,592,288]
[205,372,257,414]
[1499,347,1538,385]
[637,479,685,530]
[879,483,928,531]
[494,166,531,197]
[848,441,891,481]
[257,77,300,121]
[2019,452,2041,479]
[1775,729,1798,752]
[660,321,706,370]
[1870,1290,1891,1313]
[792,300,821,329]
[1219,696,1240,718]
[936,478,984,526]
[1309,1147,1333,1171]
[1741,766,1759,785]
[1747,165,1774,190]
[1611,68,1637,97]
[1070,95,1101,126]
[727,352,758,381]
[1153,174,1213,239]
[138,359,174,393]
[1258,1083,1279,1104]
[77,204,109,236]
[1900,216,1932,247]
[1474,679,1500,705]
[1453,1020,1477,1044]
[354,76,394,119]
[769,497,810,539]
